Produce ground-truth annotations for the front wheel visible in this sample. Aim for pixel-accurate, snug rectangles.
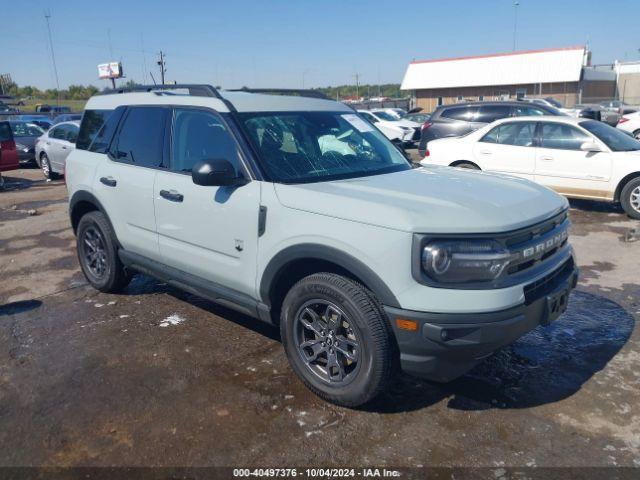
[620,177,640,220]
[40,153,59,180]
[633,129,640,141]
[280,273,396,407]
[453,161,480,170]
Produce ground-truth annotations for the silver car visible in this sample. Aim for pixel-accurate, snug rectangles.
[35,121,79,179]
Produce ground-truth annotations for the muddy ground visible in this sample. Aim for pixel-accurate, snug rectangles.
[0,167,639,469]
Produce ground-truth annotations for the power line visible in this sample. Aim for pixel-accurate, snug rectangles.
[44,10,61,105]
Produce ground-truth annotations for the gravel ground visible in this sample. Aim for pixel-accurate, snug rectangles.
[0,167,639,469]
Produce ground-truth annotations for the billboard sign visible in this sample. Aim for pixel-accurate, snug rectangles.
[97,62,123,79]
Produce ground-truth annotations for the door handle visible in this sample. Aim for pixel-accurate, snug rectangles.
[46,142,51,146]
[539,156,554,162]
[100,176,117,187]
[61,146,68,150]
[479,150,492,155]
[160,189,184,202]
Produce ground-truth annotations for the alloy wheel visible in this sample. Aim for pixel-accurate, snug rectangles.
[631,186,640,213]
[41,155,50,178]
[294,300,361,385]
[81,226,108,278]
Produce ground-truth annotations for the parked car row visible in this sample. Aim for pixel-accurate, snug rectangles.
[420,115,640,219]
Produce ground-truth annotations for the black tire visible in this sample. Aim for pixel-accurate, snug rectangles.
[620,177,640,220]
[40,153,60,180]
[633,129,640,141]
[280,273,396,407]
[76,211,132,292]
[452,161,480,170]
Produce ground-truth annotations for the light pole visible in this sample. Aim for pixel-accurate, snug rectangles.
[512,1,520,52]
[44,11,61,106]
[302,69,309,89]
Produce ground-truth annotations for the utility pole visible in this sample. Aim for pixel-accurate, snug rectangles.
[44,11,61,106]
[157,51,166,85]
[353,73,361,99]
[512,1,519,52]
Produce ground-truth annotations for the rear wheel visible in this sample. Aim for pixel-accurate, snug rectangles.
[620,177,640,220]
[40,153,59,180]
[633,129,640,140]
[77,211,132,292]
[280,273,395,407]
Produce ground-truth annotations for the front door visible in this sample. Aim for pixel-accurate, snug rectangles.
[472,121,537,180]
[534,122,613,200]
[154,107,261,298]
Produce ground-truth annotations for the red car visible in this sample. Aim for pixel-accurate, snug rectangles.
[0,120,20,174]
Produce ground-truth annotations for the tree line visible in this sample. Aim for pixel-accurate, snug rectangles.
[1,82,101,100]
[314,84,404,99]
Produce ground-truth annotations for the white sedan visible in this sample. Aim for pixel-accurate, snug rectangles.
[34,120,80,179]
[617,111,640,140]
[420,115,640,219]
[357,110,420,145]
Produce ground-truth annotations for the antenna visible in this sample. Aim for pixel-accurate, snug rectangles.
[44,10,61,106]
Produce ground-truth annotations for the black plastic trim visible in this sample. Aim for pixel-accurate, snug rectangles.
[118,250,271,322]
[260,244,400,308]
[68,191,118,245]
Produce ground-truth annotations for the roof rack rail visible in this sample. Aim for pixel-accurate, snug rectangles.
[228,88,329,100]
[99,84,225,100]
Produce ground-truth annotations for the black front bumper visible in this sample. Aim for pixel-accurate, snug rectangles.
[385,260,579,382]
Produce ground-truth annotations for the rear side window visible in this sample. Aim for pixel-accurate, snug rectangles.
[481,122,536,147]
[440,106,478,121]
[475,105,512,123]
[89,107,125,154]
[514,105,546,117]
[109,106,168,168]
[77,109,112,150]
[0,122,13,142]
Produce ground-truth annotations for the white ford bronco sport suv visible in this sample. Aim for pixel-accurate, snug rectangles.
[67,85,578,407]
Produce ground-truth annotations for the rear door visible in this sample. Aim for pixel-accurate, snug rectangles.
[437,106,480,137]
[154,107,260,297]
[46,125,70,171]
[95,106,170,260]
[534,122,613,199]
[474,104,513,128]
[472,121,537,179]
[0,121,19,172]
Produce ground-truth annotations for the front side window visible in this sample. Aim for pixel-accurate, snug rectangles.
[110,106,168,168]
[580,120,640,152]
[77,109,112,150]
[0,122,11,142]
[481,122,535,147]
[540,123,591,150]
[359,112,378,123]
[66,124,79,143]
[240,111,410,183]
[171,109,242,173]
[476,105,512,123]
[371,111,396,121]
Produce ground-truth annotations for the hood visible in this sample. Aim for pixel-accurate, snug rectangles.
[13,136,37,148]
[274,166,568,234]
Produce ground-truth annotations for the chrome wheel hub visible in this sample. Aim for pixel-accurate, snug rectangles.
[631,186,640,213]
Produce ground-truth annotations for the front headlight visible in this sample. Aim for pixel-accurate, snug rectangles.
[422,239,511,284]
[15,143,27,151]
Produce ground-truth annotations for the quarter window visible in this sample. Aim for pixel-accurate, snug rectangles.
[110,106,168,168]
[540,123,591,151]
[171,109,242,173]
[77,109,112,150]
[481,122,535,147]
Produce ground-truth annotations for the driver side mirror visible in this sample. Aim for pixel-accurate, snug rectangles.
[191,159,247,187]
[580,141,602,153]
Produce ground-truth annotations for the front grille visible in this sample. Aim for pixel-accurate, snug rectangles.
[523,257,575,305]
[502,210,569,276]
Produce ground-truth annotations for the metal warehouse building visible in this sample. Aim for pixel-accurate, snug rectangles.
[401,46,616,111]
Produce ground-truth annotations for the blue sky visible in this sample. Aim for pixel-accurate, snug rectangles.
[2,0,640,90]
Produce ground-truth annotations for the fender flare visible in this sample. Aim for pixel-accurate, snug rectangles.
[260,243,400,308]
[68,191,118,244]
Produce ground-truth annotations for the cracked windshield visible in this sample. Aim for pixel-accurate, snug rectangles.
[240,111,410,183]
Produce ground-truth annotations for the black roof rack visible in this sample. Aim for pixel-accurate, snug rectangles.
[99,84,225,100]
[228,88,329,100]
